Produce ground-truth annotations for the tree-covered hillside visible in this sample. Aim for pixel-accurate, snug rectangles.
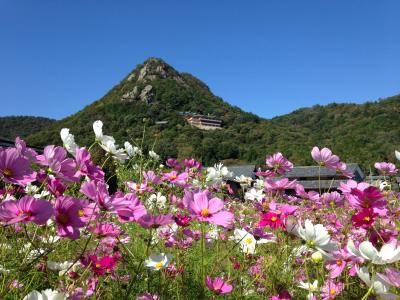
[22,58,400,172]
[0,116,55,140]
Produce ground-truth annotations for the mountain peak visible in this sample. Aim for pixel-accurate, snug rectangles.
[121,57,187,103]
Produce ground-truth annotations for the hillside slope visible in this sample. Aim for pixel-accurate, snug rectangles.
[0,116,55,140]
[25,58,400,171]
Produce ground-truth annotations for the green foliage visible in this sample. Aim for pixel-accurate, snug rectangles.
[0,116,55,139]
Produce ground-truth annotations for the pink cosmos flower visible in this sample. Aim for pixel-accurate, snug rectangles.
[185,190,234,228]
[81,253,120,276]
[311,147,340,169]
[126,181,151,194]
[138,214,173,229]
[265,178,297,192]
[174,214,192,227]
[259,211,284,229]
[266,152,293,175]
[143,171,162,185]
[166,158,181,170]
[333,162,353,178]
[0,196,53,225]
[348,186,387,213]
[54,196,86,239]
[321,192,344,208]
[80,181,147,222]
[325,249,357,278]
[75,147,104,181]
[374,162,398,176]
[183,158,202,170]
[338,179,369,194]
[378,267,400,288]
[269,290,292,300]
[36,145,78,182]
[320,280,344,299]
[162,171,188,187]
[351,208,378,229]
[205,276,233,295]
[90,222,121,237]
[0,147,36,186]
[136,293,160,300]
[15,137,37,163]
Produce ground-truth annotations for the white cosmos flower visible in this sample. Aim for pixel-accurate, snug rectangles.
[149,150,160,160]
[347,240,400,265]
[293,219,338,254]
[46,261,78,276]
[235,175,253,186]
[147,192,167,210]
[356,266,399,299]
[124,142,142,157]
[93,120,104,140]
[231,228,275,254]
[23,289,66,300]
[144,253,172,271]
[99,138,128,162]
[60,128,79,156]
[254,179,265,190]
[206,163,233,184]
[298,280,319,299]
[395,150,400,161]
[244,188,264,201]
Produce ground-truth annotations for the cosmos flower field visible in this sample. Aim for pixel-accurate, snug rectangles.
[0,121,400,299]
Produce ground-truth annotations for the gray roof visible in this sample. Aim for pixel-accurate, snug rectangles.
[285,163,364,180]
[296,180,343,190]
[224,165,256,180]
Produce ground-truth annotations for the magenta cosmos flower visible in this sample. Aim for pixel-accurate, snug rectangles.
[184,190,234,228]
[80,181,147,222]
[351,208,378,229]
[205,276,233,295]
[54,196,86,239]
[0,147,36,186]
[138,214,173,229]
[311,147,340,169]
[266,152,293,175]
[374,162,398,176]
[75,147,104,181]
[0,196,53,225]
[264,178,297,192]
[36,145,78,182]
[348,186,387,213]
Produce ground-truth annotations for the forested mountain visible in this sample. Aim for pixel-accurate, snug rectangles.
[0,116,55,140]
[14,57,400,171]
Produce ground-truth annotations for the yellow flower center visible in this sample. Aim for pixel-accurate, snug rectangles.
[78,210,85,217]
[330,288,336,295]
[95,263,101,268]
[336,260,342,266]
[155,262,163,269]
[200,208,210,217]
[363,216,370,221]
[245,238,253,244]
[3,168,12,177]
[271,216,278,222]
[170,175,177,179]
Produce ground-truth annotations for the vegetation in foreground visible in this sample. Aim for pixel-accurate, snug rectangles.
[0,120,400,299]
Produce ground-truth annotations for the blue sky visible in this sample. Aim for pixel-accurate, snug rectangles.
[0,1,399,120]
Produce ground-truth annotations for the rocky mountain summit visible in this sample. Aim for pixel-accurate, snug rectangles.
[121,58,187,103]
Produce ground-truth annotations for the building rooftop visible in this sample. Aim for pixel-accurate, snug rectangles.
[224,165,256,180]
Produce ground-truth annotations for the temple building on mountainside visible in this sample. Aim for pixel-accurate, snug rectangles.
[180,112,222,130]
